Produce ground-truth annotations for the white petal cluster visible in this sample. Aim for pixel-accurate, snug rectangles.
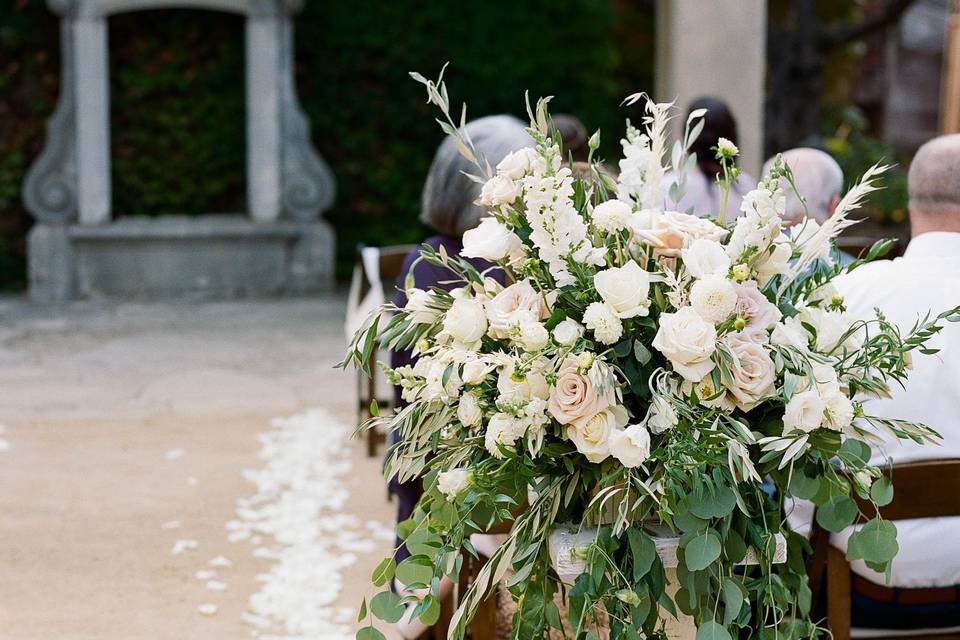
[689,276,738,324]
[437,468,471,502]
[591,199,633,233]
[582,302,623,345]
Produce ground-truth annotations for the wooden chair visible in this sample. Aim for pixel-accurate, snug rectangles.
[808,460,960,640]
[348,243,417,457]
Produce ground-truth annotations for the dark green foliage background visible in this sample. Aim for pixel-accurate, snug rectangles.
[0,0,655,285]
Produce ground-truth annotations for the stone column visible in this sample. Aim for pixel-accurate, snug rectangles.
[246,14,282,223]
[74,16,112,224]
[655,0,767,176]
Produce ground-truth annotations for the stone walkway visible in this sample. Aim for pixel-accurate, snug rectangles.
[0,298,398,640]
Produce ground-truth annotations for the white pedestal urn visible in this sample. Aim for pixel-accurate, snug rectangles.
[548,525,788,640]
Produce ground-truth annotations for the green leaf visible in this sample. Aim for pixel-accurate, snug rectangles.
[723,529,747,564]
[847,519,898,566]
[696,620,733,640]
[870,476,894,507]
[689,486,737,519]
[405,529,441,558]
[788,473,820,500]
[371,557,396,587]
[721,577,744,625]
[685,531,721,571]
[675,509,709,533]
[358,597,367,622]
[633,340,652,365]
[816,494,858,533]
[627,528,657,581]
[370,591,405,624]
[357,627,386,640]
[614,339,632,358]
[417,594,441,625]
[369,399,379,417]
[838,439,872,468]
[396,555,433,587]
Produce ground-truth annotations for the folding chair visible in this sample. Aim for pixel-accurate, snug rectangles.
[345,243,417,457]
[808,460,960,640]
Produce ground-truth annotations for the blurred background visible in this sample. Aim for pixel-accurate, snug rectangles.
[1,0,956,291]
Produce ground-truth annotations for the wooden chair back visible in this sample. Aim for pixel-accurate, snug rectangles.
[354,243,417,456]
[808,459,960,640]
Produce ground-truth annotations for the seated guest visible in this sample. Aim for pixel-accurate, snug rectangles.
[390,115,533,555]
[665,96,755,219]
[762,147,852,265]
[789,134,960,630]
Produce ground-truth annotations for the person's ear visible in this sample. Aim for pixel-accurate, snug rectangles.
[828,194,841,217]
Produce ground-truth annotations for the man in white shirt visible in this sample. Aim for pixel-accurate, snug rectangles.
[790,134,960,629]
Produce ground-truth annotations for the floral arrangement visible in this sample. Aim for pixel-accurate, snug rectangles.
[342,68,959,640]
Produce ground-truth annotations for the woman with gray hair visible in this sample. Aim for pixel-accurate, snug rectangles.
[389,114,533,565]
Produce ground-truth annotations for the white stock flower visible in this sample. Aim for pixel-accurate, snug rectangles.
[437,468,471,502]
[682,238,731,279]
[646,395,679,434]
[457,393,482,427]
[594,260,651,319]
[496,147,538,180]
[755,239,792,286]
[405,288,439,324]
[479,175,521,206]
[486,279,546,339]
[442,298,488,348]
[652,307,717,382]
[689,276,738,324]
[461,218,524,263]
[583,302,623,345]
[591,199,632,233]
[518,316,550,352]
[422,360,462,403]
[798,306,859,352]
[553,318,584,346]
[609,424,651,468]
[790,219,830,261]
[567,406,627,463]
[783,390,826,433]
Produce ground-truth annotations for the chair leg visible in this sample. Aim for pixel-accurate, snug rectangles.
[826,545,852,640]
[365,351,378,457]
[468,554,499,640]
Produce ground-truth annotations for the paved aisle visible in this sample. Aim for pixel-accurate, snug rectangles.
[0,299,397,640]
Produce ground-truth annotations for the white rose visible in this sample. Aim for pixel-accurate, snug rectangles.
[770,317,810,352]
[721,333,776,410]
[783,390,826,433]
[462,358,494,385]
[422,360,462,402]
[437,468,471,502]
[646,395,678,434]
[497,360,549,403]
[518,316,550,352]
[634,210,728,257]
[799,307,855,353]
[553,318,584,346]
[405,288,439,324]
[609,423,651,468]
[682,238,731,279]
[485,412,527,458]
[591,199,633,233]
[567,406,627,463]
[486,279,546,339]
[462,217,524,262]
[442,298,488,348]
[652,307,717,382]
[496,147,538,180]
[594,260,651,319]
[479,175,521,206]
[582,302,623,345]
[457,393,482,427]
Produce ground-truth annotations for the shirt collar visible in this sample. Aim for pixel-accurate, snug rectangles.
[903,231,960,259]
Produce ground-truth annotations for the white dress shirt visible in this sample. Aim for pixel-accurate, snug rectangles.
[788,231,960,588]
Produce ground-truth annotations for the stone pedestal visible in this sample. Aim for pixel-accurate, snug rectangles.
[29,216,334,301]
[23,0,336,302]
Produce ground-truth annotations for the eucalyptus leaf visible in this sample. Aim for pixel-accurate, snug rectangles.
[816,494,858,533]
[685,532,722,571]
[371,557,396,587]
[370,591,405,624]
[356,627,386,640]
[870,476,894,507]
[696,620,733,640]
[627,528,657,581]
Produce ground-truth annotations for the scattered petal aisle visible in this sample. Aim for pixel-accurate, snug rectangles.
[228,408,392,639]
